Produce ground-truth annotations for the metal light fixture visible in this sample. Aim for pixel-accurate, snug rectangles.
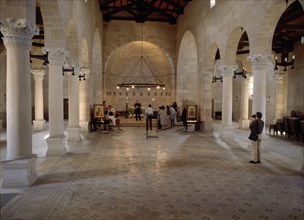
[117,24,165,90]
[234,68,247,79]
[274,53,295,71]
[212,76,222,83]
[30,51,49,66]
[62,57,75,75]
[78,73,86,81]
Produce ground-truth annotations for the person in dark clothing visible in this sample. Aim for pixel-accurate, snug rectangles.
[134,100,141,121]
[181,106,188,131]
[249,112,264,164]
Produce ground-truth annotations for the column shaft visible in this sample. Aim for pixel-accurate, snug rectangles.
[1,19,38,159]
[248,54,273,122]
[240,79,249,119]
[69,73,80,127]
[49,64,64,136]
[32,70,46,120]
[44,48,68,137]
[219,65,236,128]
[79,68,90,131]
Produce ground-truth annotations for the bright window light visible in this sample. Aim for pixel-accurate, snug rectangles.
[210,0,216,9]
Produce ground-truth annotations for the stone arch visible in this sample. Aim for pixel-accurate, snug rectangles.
[66,20,79,60]
[204,42,219,72]
[253,0,296,54]
[104,41,174,79]
[91,28,103,103]
[40,0,65,47]
[176,30,199,107]
[225,26,246,65]
[104,41,173,111]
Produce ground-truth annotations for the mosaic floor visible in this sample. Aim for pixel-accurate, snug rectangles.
[0,122,303,220]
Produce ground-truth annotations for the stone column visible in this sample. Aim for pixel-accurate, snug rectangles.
[0,18,38,188]
[43,47,68,156]
[219,65,237,128]
[274,73,286,121]
[238,75,251,129]
[248,54,273,125]
[79,68,90,131]
[202,72,214,132]
[67,62,81,142]
[32,69,46,131]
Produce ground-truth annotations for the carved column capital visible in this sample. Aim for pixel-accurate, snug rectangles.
[247,54,273,70]
[218,65,237,78]
[80,68,90,75]
[43,47,68,66]
[0,18,39,49]
[31,69,46,80]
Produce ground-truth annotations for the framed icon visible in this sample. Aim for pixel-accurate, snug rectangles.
[187,105,197,120]
[93,104,104,119]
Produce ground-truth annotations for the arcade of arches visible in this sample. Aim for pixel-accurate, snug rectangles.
[0,0,303,219]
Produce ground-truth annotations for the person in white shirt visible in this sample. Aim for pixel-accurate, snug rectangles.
[145,104,154,130]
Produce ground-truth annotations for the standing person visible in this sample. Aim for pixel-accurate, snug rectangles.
[134,100,142,121]
[249,112,264,164]
[145,104,154,130]
[181,106,188,131]
[169,105,176,127]
[159,106,167,130]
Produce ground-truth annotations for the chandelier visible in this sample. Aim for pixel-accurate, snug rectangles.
[117,24,165,90]
[274,53,295,71]
[117,55,165,90]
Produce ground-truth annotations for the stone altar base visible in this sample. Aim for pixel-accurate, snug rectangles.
[1,157,37,189]
[67,127,81,142]
[46,135,67,156]
[33,119,46,131]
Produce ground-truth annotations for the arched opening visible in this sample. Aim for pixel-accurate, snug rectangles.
[271,0,304,124]
[91,28,103,104]
[104,41,173,111]
[176,31,199,108]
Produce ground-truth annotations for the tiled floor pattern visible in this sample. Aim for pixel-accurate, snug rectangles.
[0,122,303,220]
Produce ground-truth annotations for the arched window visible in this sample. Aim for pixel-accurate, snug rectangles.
[210,0,216,9]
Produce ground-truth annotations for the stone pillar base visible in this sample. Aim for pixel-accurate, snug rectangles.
[79,121,89,132]
[238,119,250,130]
[46,136,67,156]
[203,119,214,132]
[220,126,234,140]
[33,119,46,131]
[1,157,37,189]
[67,127,81,142]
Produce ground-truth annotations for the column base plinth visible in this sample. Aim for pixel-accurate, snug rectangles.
[79,121,89,132]
[33,120,46,131]
[67,127,81,142]
[1,157,37,189]
[46,136,67,156]
[203,119,214,132]
[238,119,250,130]
[220,126,234,140]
